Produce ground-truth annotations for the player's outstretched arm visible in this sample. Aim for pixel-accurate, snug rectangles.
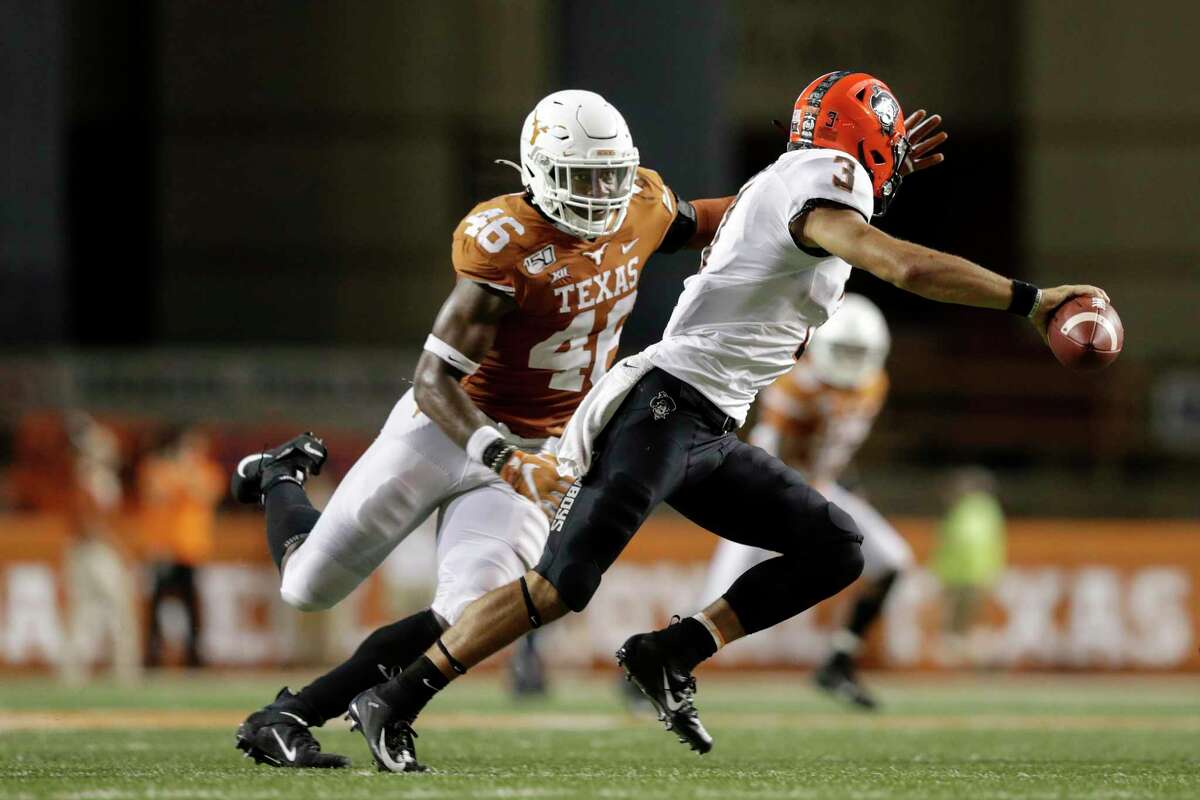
[796,206,1108,339]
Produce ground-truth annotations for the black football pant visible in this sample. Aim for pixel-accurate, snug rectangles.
[535,368,864,634]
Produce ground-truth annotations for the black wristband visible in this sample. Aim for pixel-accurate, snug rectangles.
[481,438,516,474]
[1007,280,1040,317]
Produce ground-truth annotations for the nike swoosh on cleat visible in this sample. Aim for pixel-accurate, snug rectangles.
[422,678,437,690]
[660,669,684,712]
[278,711,308,726]
[376,728,410,772]
[270,728,298,762]
[302,443,324,458]
[236,453,267,478]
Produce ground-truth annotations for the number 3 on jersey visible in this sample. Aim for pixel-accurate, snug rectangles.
[529,293,638,391]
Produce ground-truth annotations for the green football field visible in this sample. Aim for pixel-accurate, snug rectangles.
[2,671,1198,799]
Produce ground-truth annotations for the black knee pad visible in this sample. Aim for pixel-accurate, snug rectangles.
[544,472,653,613]
[825,536,866,591]
[825,501,862,542]
[555,563,604,612]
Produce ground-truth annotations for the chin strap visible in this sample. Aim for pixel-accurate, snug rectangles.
[494,158,521,174]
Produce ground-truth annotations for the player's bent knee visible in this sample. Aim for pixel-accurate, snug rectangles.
[826,537,866,592]
[553,562,604,612]
[279,566,343,612]
[279,585,335,612]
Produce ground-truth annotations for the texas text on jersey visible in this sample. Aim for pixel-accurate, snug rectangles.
[452,167,678,438]
[753,358,888,483]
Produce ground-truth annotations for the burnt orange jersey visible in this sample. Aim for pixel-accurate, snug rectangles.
[755,358,888,482]
[451,167,678,438]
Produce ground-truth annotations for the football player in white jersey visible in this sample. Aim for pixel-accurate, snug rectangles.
[702,294,910,709]
[347,70,1107,768]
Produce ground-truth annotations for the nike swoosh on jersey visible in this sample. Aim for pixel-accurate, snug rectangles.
[621,238,640,254]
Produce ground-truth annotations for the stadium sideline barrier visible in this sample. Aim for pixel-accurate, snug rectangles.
[0,513,1196,671]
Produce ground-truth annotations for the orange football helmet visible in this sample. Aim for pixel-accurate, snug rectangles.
[788,71,909,215]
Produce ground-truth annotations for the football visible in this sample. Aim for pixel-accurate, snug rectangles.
[1047,295,1124,371]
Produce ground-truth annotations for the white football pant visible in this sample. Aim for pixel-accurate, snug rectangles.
[701,482,913,604]
[278,389,550,625]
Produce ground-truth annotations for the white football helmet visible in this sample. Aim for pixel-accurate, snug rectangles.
[519,90,639,238]
[807,294,891,389]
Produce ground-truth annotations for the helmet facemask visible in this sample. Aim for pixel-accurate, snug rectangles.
[807,293,891,389]
[534,152,639,238]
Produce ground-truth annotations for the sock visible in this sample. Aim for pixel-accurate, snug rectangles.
[289,609,444,724]
[264,480,320,572]
[652,616,718,672]
[845,570,899,638]
[374,655,449,720]
[827,630,861,669]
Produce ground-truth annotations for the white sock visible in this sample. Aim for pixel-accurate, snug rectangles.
[693,612,726,651]
[831,629,862,656]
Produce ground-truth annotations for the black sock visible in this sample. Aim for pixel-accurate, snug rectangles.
[652,617,717,672]
[288,609,445,724]
[264,480,320,572]
[845,570,899,639]
[374,655,449,720]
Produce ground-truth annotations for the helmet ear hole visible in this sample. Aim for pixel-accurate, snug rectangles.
[871,150,887,165]
[855,88,867,101]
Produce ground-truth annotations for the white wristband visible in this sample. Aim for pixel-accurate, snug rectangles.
[466,425,504,464]
[424,334,482,376]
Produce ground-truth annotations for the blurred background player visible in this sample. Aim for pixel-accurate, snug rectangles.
[229,89,734,768]
[701,294,910,709]
[138,426,222,668]
[9,411,142,687]
[931,466,1007,667]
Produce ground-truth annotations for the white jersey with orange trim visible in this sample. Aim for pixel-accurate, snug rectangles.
[648,148,874,426]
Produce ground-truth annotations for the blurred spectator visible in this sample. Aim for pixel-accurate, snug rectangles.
[12,411,144,686]
[138,425,222,667]
[931,467,1007,667]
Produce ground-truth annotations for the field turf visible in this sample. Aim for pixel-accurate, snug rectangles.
[2,671,1198,799]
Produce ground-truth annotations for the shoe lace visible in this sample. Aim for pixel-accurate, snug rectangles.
[385,720,419,757]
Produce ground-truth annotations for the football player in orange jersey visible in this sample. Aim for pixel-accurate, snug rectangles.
[702,294,911,709]
[228,90,737,769]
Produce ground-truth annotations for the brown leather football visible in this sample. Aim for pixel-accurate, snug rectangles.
[1047,295,1123,371]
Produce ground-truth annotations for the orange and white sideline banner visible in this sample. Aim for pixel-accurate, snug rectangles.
[0,513,1196,671]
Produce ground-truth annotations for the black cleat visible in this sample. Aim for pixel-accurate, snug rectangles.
[235,688,350,768]
[230,432,327,504]
[814,655,879,710]
[346,687,427,773]
[616,632,713,754]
